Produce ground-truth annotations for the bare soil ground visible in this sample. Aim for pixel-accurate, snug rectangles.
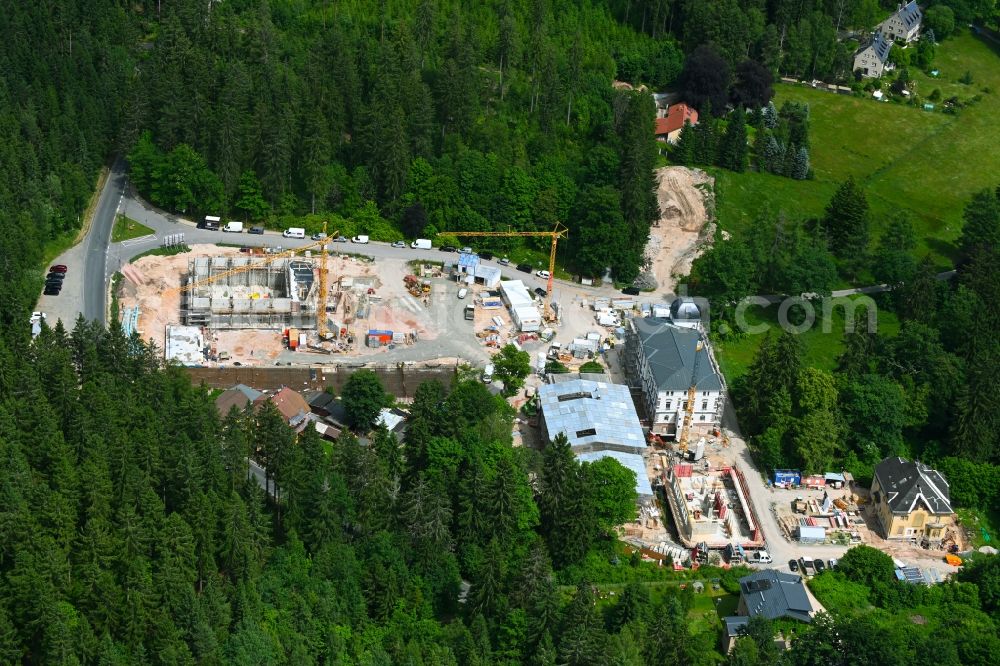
[119,245,452,365]
[645,167,715,293]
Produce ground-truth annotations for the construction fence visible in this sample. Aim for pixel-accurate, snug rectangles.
[184,363,459,398]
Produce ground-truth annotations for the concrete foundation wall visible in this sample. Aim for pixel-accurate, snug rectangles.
[183,257,318,329]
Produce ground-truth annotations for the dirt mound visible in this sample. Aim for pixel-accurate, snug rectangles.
[643,167,715,293]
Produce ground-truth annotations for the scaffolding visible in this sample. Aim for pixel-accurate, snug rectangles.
[181,256,319,329]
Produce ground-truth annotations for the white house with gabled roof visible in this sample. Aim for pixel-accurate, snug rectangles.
[878,1,923,43]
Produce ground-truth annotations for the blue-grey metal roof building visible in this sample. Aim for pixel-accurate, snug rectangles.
[538,379,646,453]
[539,379,651,498]
[737,569,815,623]
[629,318,722,391]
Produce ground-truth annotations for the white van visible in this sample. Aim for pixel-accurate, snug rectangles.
[352,235,369,244]
[482,364,495,383]
[223,221,244,233]
[749,550,773,564]
[411,238,432,249]
[457,288,468,299]
[283,227,305,239]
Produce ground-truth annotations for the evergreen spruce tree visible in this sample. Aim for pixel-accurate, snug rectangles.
[823,176,870,261]
[762,100,778,128]
[673,120,696,165]
[717,107,748,172]
[693,101,717,165]
[793,147,810,180]
[761,134,783,174]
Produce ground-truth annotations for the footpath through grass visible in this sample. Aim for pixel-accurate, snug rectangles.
[112,215,155,242]
[714,32,1000,264]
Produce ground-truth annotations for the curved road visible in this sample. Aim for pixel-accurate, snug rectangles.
[107,193,616,304]
[45,166,959,329]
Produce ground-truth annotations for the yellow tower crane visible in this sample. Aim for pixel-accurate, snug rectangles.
[677,338,704,454]
[173,222,338,338]
[436,222,568,317]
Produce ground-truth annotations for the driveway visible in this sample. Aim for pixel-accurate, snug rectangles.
[720,402,851,571]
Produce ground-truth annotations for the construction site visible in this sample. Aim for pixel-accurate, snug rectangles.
[660,461,764,552]
[181,256,319,330]
[117,244,450,366]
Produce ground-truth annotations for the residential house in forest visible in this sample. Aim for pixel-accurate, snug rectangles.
[623,319,724,436]
[215,383,262,417]
[878,1,923,43]
[654,103,698,145]
[853,32,892,78]
[254,386,311,432]
[721,569,816,652]
[870,457,955,544]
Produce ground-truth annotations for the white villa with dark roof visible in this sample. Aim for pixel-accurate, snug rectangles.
[623,318,724,436]
[854,32,892,78]
[878,1,923,43]
[870,456,955,544]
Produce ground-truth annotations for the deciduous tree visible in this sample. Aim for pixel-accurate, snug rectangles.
[341,370,391,431]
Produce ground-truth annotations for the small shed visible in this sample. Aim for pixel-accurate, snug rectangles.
[803,474,825,489]
[824,472,845,488]
[798,525,826,543]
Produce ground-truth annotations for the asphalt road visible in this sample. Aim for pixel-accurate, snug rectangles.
[36,158,127,328]
[85,157,128,323]
[109,194,613,303]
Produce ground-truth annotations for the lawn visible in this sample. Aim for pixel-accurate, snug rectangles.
[583,579,737,662]
[112,215,155,242]
[714,32,1000,264]
[713,295,900,381]
[955,506,1000,550]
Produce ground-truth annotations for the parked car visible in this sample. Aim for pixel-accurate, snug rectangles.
[50,265,68,273]
[516,263,533,273]
[534,287,548,298]
[239,246,251,253]
[828,558,838,570]
[43,285,61,296]
[749,550,773,564]
[199,221,219,231]
[391,240,406,248]
[789,559,799,572]
[536,269,550,279]
[45,276,64,285]
[814,559,826,573]
[351,235,369,244]
[622,286,640,296]
[439,245,456,252]
[459,246,473,254]
[479,251,494,260]
[457,288,468,299]
[311,232,326,240]
[799,558,816,576]
[498,257,510,266]
[332,235,348,242]
[248,226,265,235]
[30,312,47,324]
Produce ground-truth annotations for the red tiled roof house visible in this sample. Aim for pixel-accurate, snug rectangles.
[654,103,699,145]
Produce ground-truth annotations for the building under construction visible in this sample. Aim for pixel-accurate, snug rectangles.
[181,256,320,329]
